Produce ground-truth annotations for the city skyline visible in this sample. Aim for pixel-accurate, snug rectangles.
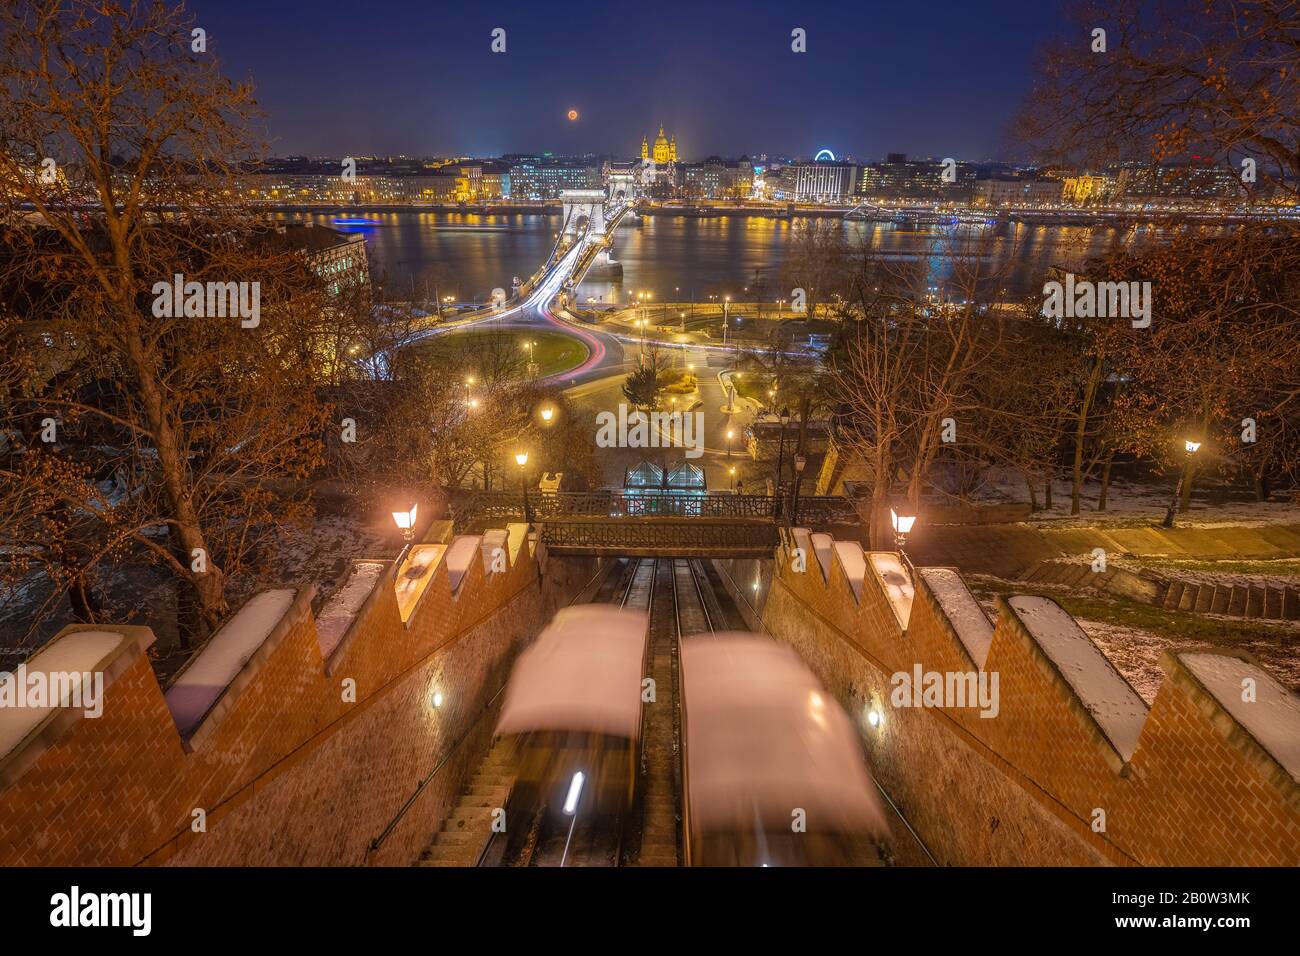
[188,0,1064,160]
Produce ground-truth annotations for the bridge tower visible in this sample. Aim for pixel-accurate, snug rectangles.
[559,189,607,239]
[607,170,636,204]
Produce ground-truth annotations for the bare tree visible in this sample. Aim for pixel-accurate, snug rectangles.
[0,1,330,640]
[1017,0,1299,200]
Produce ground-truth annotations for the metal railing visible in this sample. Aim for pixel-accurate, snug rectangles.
[452,491,858,528]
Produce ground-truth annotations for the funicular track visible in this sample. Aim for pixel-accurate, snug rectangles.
[428,557,744,868]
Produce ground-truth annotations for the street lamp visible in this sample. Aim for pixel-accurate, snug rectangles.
[729,465,736,492]
[775,406,791,490]
[723,295,732,346]
[515,451,531,524]
[540,405,554,424]
[1161,440,1201,529]
[726,428,734,459]
[891,508,917,553]
[392,503,418,542]
[791,454,807,525]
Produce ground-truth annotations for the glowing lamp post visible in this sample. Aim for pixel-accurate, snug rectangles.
[1161,440,1201,529]
[392,503,418,543]
[891,508,917,553]
[540,406,554,424]
[775,407,791,491]
[726,428,734,459]
[516,451,531,523]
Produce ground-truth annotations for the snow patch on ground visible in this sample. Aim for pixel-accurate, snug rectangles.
[967,469,1300,529]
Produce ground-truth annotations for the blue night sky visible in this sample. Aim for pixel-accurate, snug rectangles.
[187,0,1068,161]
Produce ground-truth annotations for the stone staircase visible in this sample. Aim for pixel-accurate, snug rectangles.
[415,738,516,867]
[1019,559,1161,604]
[1157,578,1300,620]
[1020,559,1300,622]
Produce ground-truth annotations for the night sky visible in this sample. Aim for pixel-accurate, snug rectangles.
[188,0,1066,161]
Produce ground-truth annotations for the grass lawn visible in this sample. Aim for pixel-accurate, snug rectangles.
[732,373,774,404]
[968,573,1300,697]
[416,328,589,378]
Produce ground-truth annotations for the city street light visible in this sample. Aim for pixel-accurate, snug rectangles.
[540,406,554,424]
[515,451,531,524]
[791,454,806,525]
[392,503,418,542]
[775,406,791,490]
[729,465,736,491]
[891,508,917,553]
[1161,439,1202,529]
[726,428,734,459]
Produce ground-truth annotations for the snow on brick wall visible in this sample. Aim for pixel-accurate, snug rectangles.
[165,590,297,737]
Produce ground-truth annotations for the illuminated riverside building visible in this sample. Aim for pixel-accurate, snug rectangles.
[857,154,975,201]
[1113,161,1241,204]
[773,159,859,203]
[277,222,370,294]
[972,175,1064,207]
[678,157,753,200]
[508,160,600,200]
[1061,173,1117,205]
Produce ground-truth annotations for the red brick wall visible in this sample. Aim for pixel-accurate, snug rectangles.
[717,535,1300,867]
[0,536,597,867]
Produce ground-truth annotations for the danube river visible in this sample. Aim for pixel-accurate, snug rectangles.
[281,210,1174,305]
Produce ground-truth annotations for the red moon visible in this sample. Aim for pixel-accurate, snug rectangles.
[567,109,579,121]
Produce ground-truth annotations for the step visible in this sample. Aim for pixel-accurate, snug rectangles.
[433,827,491,847]
[1210,585,1230,614]
[1227,585,1248,615]
[443,806,497,826]
[1284,588,1300,621]
[466,784,511,799]
[1193,585,1213,613]
[1245,586,1265,618]
[1163,581,1185,610]
[1061,565,1094,587]
[420,841,479,863]
[1264,587,1284,619]
[1177,584,1197,611]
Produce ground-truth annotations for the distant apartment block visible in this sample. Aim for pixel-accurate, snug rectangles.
[857,155,976,201]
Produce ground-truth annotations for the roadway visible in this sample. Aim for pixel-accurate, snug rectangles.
[407,201,764,489]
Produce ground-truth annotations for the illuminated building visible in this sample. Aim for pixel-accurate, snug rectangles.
[641,126,678,164]
[507,160,600,200]
[774,159,858,202]
[1113,161,1240,203]
[1061,174,1116,205]
[972,176,1064,207]
[857,155,975,200]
